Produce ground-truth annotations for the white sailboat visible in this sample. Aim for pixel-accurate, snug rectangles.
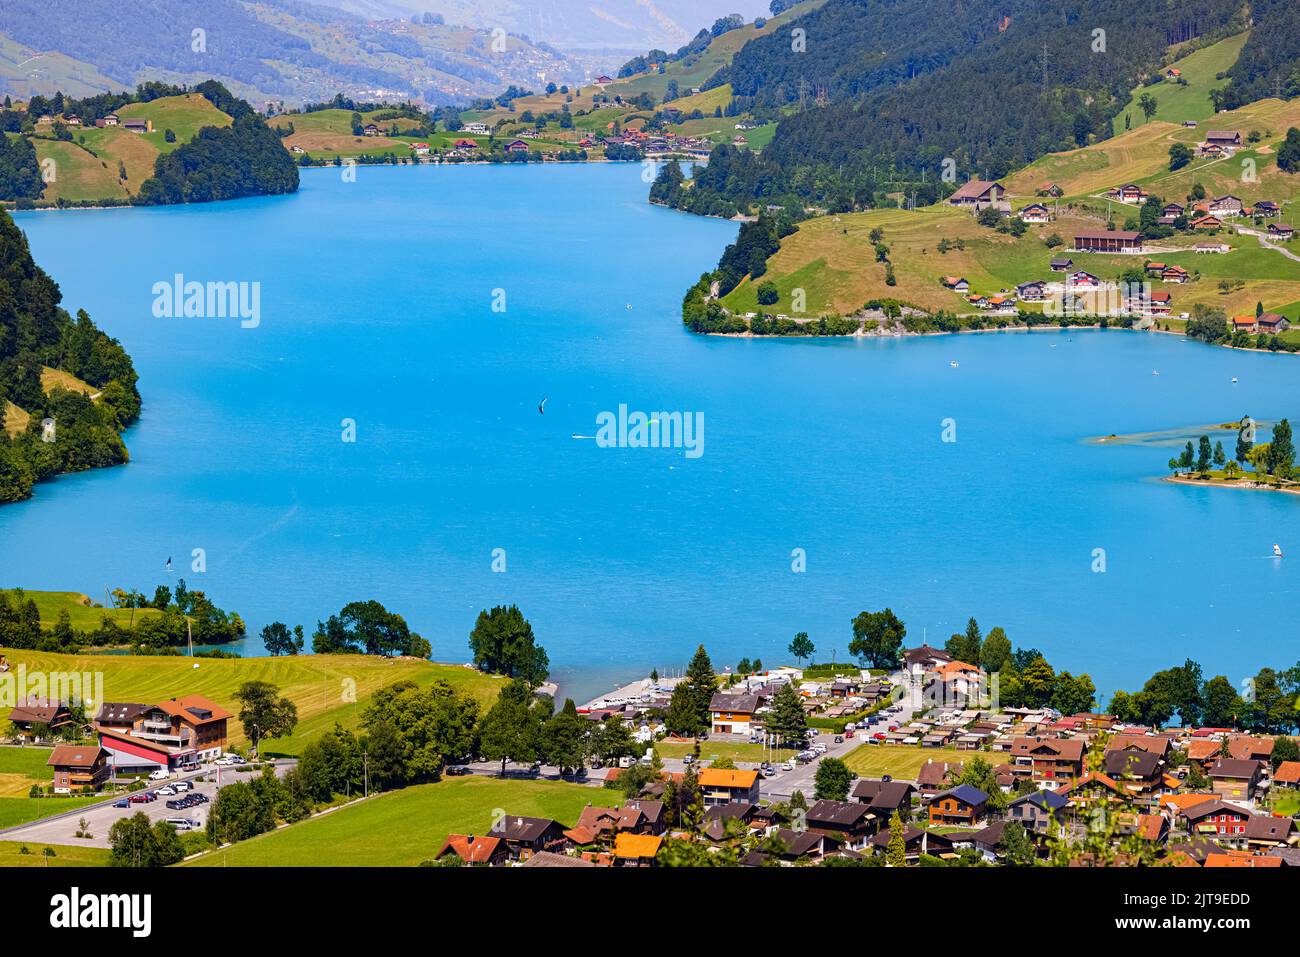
[1273,543,1283,558]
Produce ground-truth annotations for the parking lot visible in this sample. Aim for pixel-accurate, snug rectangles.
[0,759,293,849]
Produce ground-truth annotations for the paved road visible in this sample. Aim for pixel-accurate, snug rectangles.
[1235,226,1300,263]
[0,760,295,848]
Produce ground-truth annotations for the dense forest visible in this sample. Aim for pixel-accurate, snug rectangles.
[671,0,1245,214]
[710,0,1016,106]
[1222,0,1300,107]
[136,112,298,204]
[0,133,42,201]
[0,209,140,502]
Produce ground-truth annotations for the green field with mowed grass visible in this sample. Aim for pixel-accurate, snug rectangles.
[1,589,168,631]
[0,841,110,867]
[0,796,104,830]
[184,777,595,866]
[842,745,983,781]
[0,644,504,754]
[0,746,55,797]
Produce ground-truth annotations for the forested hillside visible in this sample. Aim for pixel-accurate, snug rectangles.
[0,80,298,207]
[671,0,1248,214]
[1222,0,1300,108]
[710,0,1012,105]
[0,210,140,503]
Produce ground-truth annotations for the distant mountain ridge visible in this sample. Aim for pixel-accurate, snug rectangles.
[0,0,586,105]
[308,0,773,52]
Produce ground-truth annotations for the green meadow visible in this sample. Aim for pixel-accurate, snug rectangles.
[0,841,110,867]
[0,641,504,753]
[184,777,595,866]
[1113,32,1251,134]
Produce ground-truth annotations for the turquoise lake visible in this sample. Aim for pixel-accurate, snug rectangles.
[4,162,1299,705]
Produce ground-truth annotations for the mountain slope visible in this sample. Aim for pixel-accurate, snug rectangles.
[662,0,1246,214]
[310,0,774,53]
[0,0,585,105]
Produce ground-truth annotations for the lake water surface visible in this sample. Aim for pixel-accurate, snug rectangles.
[4,163,1299,704]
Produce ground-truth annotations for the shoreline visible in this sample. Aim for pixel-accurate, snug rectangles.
[696,319,1300,355]
[1162,474,1300,496]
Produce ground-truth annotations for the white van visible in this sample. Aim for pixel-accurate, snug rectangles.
[164,818,197,830]
[148,769,170,781]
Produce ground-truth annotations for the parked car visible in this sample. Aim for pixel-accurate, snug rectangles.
[445,765,471,776]
[172,781,193,792]
[888,724,899,732]
[782,760,796,771]
[194,793,210,803]
[873,732,887,741]
[164,818,197,830]
[165,799,186,809]
[156,786,178,795]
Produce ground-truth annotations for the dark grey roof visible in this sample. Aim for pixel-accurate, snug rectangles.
[499,816,562,843]
[96,702,151,723]
[806,799,872,829]
[1103,749,1162,779]
[1010,789,1068,812]
[708,692,760,713]
[851,778,914,811]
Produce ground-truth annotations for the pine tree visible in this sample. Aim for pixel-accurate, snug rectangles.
[767,682,808,749]
[886,810,906,867]
[679,644,717,734]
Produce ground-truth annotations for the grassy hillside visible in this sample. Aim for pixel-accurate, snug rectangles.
[1007,96,1300,204]
[25,94,241,205]
[1112,32,1251,134]
[3,369,103,437]
[183,777,595,866]
[616,4,824,102]
[0,644,504,753]
[2,400,30,437]
[0,33,119,100]
[0,589,165,630]
[116,93,232,153]
[457,5,823,153]
[722,197,1300,324]
[718,88,1300,327]
[30,138,130,204]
